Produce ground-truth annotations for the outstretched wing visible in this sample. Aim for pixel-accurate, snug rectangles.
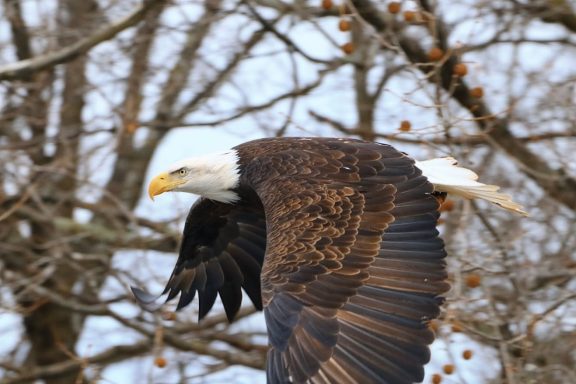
[243,140,449,384]
[134,197,266,321]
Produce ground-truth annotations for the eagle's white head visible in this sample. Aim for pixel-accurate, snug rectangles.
[148,150,241,204]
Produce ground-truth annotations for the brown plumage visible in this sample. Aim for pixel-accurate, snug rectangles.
[134,137,524,383]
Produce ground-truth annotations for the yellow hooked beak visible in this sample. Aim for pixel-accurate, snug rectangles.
[148,172,186,200]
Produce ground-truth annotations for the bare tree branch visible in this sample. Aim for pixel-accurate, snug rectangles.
[0,0,165,81]
[1,340,153,384]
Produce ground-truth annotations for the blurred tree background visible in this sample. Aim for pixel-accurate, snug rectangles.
[1,0,575,383]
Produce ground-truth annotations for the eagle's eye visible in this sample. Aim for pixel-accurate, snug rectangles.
[175,168,188,177]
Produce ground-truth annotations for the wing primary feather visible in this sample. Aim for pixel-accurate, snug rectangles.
[264,293,303,351]
[205,259,225,289]
[176,289,196,310]
[131,286,164,311]
[198,287,218,321]
[191,263,207,291]
[267,349,290,384]
[218,283,243,322]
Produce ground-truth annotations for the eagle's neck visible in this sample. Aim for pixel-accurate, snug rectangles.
[204,185,241,204]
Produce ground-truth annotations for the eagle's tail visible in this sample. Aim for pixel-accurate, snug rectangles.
[416,157,528,216]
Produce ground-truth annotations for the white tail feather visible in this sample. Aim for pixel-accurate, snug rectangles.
[415,157,528,216]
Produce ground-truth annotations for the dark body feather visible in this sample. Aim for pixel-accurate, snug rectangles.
[135,137,450,384]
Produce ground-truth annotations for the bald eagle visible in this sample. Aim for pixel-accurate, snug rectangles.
[134,137,525,383]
